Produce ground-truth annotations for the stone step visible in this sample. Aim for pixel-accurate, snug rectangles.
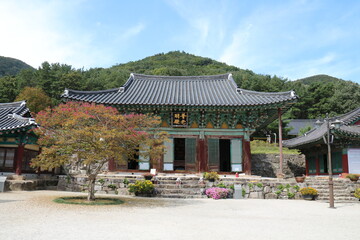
[158,194,207,199]
[156,188,204,194]
[155,184,205,189]
[318,197,359,201]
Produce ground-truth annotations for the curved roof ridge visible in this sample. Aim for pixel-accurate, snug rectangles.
[237,88,297,96]
[132,73,231,81]
[334,107,360,124]
[0,100,26,109]
[63,88,120,96]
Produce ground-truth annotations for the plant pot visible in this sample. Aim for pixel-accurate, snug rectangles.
[302,194,315,200]
[295,176,305,183]
[144,176,153,180]
[349,177,359,182]
[135,192,154,197]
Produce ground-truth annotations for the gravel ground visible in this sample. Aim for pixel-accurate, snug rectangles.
[0,191,359,240]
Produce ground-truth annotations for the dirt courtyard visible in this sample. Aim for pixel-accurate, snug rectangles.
[0,191,359,240]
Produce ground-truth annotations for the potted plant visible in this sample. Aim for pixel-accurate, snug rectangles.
[143,173,154,180]
[295,175,306,183]
[346,174,359,182]
[299,187,318,200]
[128,180,155,197]
[203,172,219,182]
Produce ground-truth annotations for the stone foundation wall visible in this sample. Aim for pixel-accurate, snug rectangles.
[4,175,59,191]
[251,154,306,178]
[57,174,360,201]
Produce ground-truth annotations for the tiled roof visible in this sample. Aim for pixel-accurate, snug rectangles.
[62,73,297,107]
[0,101,38,132]
[283,107,360,148]
[287,119,317,136]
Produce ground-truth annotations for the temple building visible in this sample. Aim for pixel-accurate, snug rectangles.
[62,73,298,174]
[284,107,360,175]
[0,101,39,175]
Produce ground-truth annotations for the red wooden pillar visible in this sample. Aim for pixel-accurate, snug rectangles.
[243,140,252,175]
[342,153,349,174]
[108,158,116,171]
[305,157,309,176]
[197,139,207,172]
[15,145,25,175]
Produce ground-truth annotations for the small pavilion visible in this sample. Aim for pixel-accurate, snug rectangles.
[0,101,39,175]
[284,107,360,175]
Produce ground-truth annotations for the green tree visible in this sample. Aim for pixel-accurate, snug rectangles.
[298,125,313,136]
[15,87,52,114]
[0,76,17,102]
[32,102,168,201]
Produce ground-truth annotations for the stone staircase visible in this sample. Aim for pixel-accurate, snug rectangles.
[154,176,207,198]
[305,178,359,202]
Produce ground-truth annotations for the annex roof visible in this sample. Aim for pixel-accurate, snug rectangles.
[0,101,38,132]
[283,107,360,148]
[62,73,297,108]
[287,119,317,136]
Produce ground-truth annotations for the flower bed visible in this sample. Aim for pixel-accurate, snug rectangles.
[205,187,229,200]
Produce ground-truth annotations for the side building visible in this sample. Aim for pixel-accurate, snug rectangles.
[284,107,360,175]
[62,73,298,174]
[0,101,39,175]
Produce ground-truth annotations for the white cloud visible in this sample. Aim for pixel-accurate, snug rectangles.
[0,1,79,67]
[120,23,146,41]
[166,0,229,56]
[0,1,145,69]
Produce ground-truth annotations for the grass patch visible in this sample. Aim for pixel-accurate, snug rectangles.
[53,196,124,205]
[251,140,300,154]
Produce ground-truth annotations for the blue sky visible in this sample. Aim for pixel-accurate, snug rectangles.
[1,0,360,83]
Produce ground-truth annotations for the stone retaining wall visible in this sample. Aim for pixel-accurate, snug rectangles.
[57,174,360,201]
[251,154,306,178]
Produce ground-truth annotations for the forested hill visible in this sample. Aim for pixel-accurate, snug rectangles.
[0,56,34,77]
[296,74,345,85]
[0,51,359,120]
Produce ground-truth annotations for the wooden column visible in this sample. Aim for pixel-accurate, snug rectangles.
[243,140,252,175]
[15,145,25,175]
[278,108,284,177]
[197,139,207,172]
[342,152,349,174]
[108,158,116,171]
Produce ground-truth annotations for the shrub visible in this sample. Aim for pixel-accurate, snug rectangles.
[354,188,360,199]
[203,172,219,181]
[256,183,263,188]
[287,192,295,199]
[205,187,229,200]
[123,178,130,185]
[107,184,117,190]
[300,187,318,196]
[293,185,300,192]
[248,183,254,189]
[216,183,227,188]
[242,188,246,197]
[98,179,105,185]
[128,180,154,195]
[277,184,284,191]
[275,190,282,196]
